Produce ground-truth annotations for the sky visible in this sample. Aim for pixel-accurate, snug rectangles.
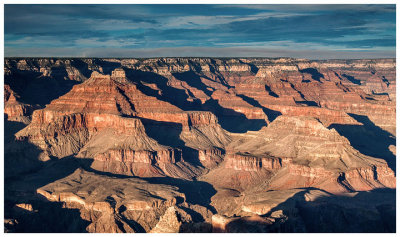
[4,4,396,59]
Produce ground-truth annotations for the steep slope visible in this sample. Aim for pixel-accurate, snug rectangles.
[4,57,396,233]
[15,68,230,179]
[219,116,395,192]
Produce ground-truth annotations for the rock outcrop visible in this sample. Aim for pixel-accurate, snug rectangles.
[4,57,395,233]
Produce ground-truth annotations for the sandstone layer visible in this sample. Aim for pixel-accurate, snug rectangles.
[4,57,396,233]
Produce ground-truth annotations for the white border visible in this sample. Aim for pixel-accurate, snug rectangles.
[1,1,399,236]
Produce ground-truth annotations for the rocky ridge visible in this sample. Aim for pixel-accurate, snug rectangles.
[4,57,396,233]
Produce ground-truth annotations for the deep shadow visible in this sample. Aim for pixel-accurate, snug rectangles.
[328,113,396,174]
[139,118,203,167]
[4,58,120,107]
[126,69,268,133]
[5,200,90,233]
[179,222,213,233]
[342,74,361,85]
[172,71,268,132]
[77,166,218,214]
[202,98,268,133]
[70,59,93,79]
[261,188,395,233]
[125,69,202,110]
[289,82,319,107]
[4,138,44,179]
[141,118,184,147]
[178,206,206,222]
[299,188,395,233]
[372,91,389,96]
[299,68,324,82]
[201,58,233,88]
[4,115,28,143]
[92,59,121,75]
[237,59,259,74]
[4,116,43,179]
[381,76,390,87]
[142,176,217,214]
[4,155,95,232]
[5,69,80,107]
[265,84,279,97]
[295,100,319,107]
[5,113,95,232]
[172,71,214,97]
[116,209,147,233]
[223,216,273,233]
[236,94,282,122]
[247,62,259,74]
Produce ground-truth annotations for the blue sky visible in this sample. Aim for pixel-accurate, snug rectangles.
[4,4,396,59]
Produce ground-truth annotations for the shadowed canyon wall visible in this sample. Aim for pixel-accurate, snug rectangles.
[4,57,396,233]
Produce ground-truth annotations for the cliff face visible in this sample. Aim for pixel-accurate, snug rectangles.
[4,57,396,233]
[4,85,33,123]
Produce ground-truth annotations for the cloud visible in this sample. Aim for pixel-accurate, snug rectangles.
[5,46,395,59]
[4,4,396,58]
[217,4,396,13]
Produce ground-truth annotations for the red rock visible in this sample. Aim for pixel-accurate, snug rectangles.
[4,57,396,233]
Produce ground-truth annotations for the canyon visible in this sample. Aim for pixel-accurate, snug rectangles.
[4,57,396,233]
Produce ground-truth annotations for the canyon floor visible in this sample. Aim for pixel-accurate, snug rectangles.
[4,57,396,233]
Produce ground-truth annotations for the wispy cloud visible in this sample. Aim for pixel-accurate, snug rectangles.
[4,4,396,58]
[5,46,394,59]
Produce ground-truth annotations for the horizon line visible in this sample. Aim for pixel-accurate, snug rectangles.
[4,56,396,61]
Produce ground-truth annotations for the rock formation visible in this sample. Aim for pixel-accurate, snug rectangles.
[4,57,396,233]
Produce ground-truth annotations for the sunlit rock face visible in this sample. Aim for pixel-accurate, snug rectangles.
[4,58,396,233]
